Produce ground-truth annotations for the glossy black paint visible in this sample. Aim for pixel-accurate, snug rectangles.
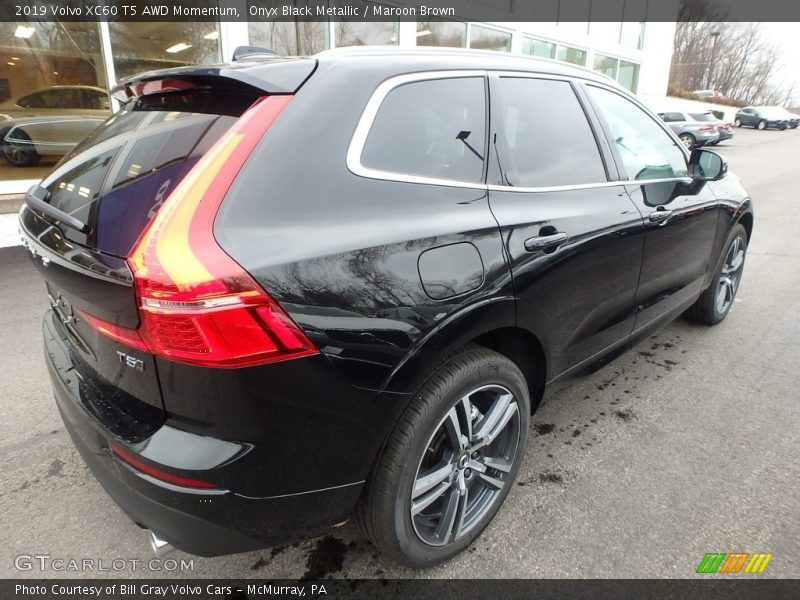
[26,50,753,556]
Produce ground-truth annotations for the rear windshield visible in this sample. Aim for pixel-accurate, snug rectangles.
[41,107,239,257]
[690,113,715,122]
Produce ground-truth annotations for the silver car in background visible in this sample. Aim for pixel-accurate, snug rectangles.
[0,85,110,167]
[657,110,720,150]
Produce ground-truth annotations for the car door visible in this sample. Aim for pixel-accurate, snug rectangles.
[740,108,755,126]
[486,74,645,381]
[583,83,720,337]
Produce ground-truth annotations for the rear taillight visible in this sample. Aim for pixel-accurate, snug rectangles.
[83,95,318,369]
[698,125,714,131]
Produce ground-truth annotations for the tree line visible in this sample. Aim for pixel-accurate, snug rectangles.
[669,2,795,106]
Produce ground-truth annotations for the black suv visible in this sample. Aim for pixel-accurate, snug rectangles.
[20,48,753,567]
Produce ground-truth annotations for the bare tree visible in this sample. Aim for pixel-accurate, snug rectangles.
[670,8,795,106]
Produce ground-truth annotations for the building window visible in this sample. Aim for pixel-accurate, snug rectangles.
[617,60,640,92]
[334,1,399,46]
[469,24,512,52]
[593,54,640,93]
[593,53,618,79]
[0,21,109,180]
[416,21,467,48]
[620,22,645,50]
[522,37,556,59]
[556,45,587,67]
[109,23,221,81]
[248,21,329,55]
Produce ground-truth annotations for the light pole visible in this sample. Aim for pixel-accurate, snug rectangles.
[706,31,721,90]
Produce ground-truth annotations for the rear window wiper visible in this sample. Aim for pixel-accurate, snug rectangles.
[25,185,91,235]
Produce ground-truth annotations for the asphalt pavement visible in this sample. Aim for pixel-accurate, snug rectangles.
[0,126,797,579]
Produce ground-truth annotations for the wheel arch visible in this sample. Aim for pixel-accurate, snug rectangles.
[380,297,548,415]
[737,210,754,242]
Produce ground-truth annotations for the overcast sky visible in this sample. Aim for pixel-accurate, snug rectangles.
[759,23,800,105]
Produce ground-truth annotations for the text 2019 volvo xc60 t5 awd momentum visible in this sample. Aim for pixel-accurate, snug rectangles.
[19,48,753,567]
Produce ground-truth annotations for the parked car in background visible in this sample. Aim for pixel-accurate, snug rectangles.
[690,112,734,144]
[19,48,753,567]
[774,107,799,129]
[0,85,110,119]
[657,111,719,149]
[692,89,724,100]
[0,115,107,166]
[734,106,788,130]
[0,85,110,167]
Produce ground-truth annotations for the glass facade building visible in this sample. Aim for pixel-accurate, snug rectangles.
[0,16,673,191]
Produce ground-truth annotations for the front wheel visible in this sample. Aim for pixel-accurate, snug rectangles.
[356,345,530,567]
[685,224,747,325]
[757,120,767,130]
[734,118,742,127]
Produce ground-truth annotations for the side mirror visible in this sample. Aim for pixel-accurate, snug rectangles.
[689,148,727,181]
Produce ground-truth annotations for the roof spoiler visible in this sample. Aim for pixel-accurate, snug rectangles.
[110,58,317,104]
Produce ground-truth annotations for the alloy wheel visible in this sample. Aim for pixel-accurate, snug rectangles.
[3,131,38,167]
[716,236,745,315]
[410,384,521,547]
[679,134,694,150]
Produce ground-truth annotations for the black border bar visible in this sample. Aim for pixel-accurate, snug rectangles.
[4,579,800,599]
[2,0,800,23]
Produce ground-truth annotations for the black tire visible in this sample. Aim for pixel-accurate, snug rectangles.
[2,128,40,167]
[678,133,695,150]
[685,224,747,325]
[734,118,742,127]
[356,344,530,567]
[757,120,766,130]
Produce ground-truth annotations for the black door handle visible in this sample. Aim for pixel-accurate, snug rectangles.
[524,232,568,252]
[649,209,673,223]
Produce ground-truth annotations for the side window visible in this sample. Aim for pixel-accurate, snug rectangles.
[586,85,688,181]
[17,91,44,108]
[361,77,486,183]
[493,77,606,187]
[662,112,684,122]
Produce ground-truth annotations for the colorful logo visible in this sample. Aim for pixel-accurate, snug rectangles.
[696,552,773,574]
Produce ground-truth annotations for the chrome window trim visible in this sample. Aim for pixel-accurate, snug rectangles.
[487,177,693,194]
[346,70,489,191]
[346,69,694,193]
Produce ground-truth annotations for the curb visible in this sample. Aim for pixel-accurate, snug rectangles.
[0,195,24,215]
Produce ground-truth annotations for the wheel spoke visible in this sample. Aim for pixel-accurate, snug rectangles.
[443,407,466,451]
[433,487,461,542]
[478,471,505,491]
[413,462,453,500]
[471,393,517,451]
[481,456,513,473]
[458,395,473,445]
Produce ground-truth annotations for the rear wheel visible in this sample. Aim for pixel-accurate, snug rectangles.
[356,345,530,567]
[685,224,747,325]
[757,120,767,130]
[2,128,40,167]
[678,133,695,150]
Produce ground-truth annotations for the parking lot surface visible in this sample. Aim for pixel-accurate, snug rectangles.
[1,126,798,579]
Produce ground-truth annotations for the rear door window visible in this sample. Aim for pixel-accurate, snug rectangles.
[360,76,487,183]
[492,77,607,188]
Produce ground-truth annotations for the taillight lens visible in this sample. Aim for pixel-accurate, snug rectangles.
[119,94,317,369]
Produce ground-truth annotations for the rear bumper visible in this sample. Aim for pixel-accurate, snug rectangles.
[44,311,364,556]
